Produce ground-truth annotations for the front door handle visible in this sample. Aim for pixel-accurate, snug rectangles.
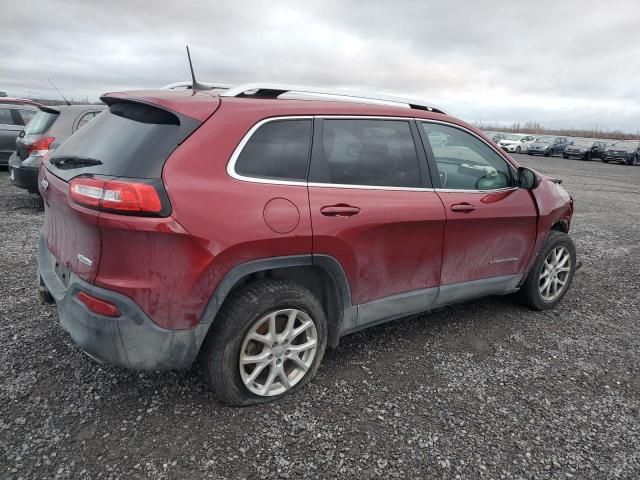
[320,204,361,217]
[451,203,477,213]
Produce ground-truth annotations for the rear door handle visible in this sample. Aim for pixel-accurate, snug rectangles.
[450,203,477,213]
[320,204,361,217]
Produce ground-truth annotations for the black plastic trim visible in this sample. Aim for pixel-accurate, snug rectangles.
[38,235,206,370]
[199,254,353,317]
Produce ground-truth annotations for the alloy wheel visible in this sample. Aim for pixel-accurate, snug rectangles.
[538,246,572,302]
[239,309,318,396]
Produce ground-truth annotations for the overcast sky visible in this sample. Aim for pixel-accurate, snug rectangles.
[2,0,639,132]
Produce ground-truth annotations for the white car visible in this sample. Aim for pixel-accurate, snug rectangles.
[497,134,537,154]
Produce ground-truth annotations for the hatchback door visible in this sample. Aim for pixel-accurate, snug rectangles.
[41,93,219,288]
[308,117,446,330]
[418,121,537,301]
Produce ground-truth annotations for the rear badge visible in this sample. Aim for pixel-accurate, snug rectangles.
[40,177,49,191]
[77,254,93,267]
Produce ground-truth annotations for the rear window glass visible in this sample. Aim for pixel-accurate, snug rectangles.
[47,101,188,181]
[19,108,37,125]
[234,119,312,181]
[24,111,58,134]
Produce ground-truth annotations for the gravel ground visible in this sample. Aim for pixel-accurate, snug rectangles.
[1,155,639,479]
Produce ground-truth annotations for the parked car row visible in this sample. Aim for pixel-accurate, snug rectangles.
[0,98,105,192]
[484,129,639,165]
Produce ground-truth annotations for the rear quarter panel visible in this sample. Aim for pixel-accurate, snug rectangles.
[151,103,313,329]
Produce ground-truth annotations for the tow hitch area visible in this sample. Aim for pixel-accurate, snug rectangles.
[37,284,54,305]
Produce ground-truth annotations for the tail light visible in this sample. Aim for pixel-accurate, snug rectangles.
[28,136,55,157]
[69,177,164,215]
[76,291,121,317]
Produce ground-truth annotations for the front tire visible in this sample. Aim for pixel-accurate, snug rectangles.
[516,146,521,153]
[200,279,327,406]
[516,231,576,311]
[543,148,551,157]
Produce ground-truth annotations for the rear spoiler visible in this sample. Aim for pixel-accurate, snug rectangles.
[39,105,61,114]
[101,90,220,123]
[99,94,213,144]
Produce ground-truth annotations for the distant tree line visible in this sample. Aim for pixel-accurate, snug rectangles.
[475,121,640,141]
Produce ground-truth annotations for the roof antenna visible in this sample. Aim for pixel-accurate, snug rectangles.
[48,78,71,106]
[186,46,212,91]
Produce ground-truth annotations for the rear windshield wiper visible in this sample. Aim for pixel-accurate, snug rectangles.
[50,156,103,169]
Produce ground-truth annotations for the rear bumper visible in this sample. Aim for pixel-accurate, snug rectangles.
[37,234,208,370]
[8,153,39,192]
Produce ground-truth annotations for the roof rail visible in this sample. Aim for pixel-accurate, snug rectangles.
[161,81,233,91]
[219,83,447,114]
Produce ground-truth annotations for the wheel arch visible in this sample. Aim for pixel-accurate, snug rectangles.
[197,255,354,351]
[551,220,569,233]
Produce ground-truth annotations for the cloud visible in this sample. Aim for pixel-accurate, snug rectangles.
[1,0,638,131]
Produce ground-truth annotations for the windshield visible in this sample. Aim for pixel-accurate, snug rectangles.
[572,140,594,147]
[613,141,639,149]
[503,134,523,141]
[24,110,58,135]
[536,137,556,144]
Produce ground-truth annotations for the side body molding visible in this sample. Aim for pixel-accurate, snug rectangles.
[199,255,522,347]
[344,274,523,335]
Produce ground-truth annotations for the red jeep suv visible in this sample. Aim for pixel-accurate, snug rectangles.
[37,84,576,405]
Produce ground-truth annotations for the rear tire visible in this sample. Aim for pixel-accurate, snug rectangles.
[200,279,327,406]
[516,231,576,311]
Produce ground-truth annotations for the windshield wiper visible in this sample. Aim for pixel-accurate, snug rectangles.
[50,156,103,169]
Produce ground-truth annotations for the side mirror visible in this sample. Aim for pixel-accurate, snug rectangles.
[518,166,541,189]
[18,130,26,138]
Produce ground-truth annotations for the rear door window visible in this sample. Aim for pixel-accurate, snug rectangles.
[75,112,97,131]
[0,108,15,125]
[234,119,312,181]
[309,119,421,188]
